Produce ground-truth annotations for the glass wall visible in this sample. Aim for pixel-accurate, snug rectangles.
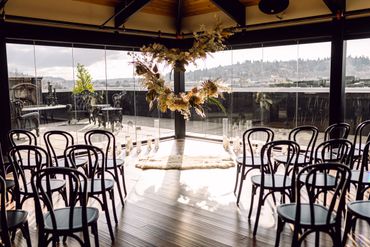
[6,42,174,150]
[345,38,370,133]
[185,42,331,140]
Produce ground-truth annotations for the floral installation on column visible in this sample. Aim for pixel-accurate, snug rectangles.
[131,23,234,120]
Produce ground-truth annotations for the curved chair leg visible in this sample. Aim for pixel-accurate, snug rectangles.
[275,216,284,247]
[248,185,257,219]
[110,189,118,224]
[342,211,354,245]
[2,231,12,247]
[92,222,99,247]
[83,224,91,247]
[253,188,264,237]
[292,225,300,247]
[233,165,241,194]
[114,167,125,206]
[20,221,32,247]
[102,192,115,242]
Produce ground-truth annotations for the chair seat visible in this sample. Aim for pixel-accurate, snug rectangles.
[299,173,336,188]
[0,210,28,231]
[99,158,124,169]
[21,179,65,194]
[44,207,99,231]
[348,200,370,219]
[350,170,370,184]
[251,174,292,189]
[275,153,311,166]
[6,179,15,190]
[82,179,114,194]
[277,203,336,226]
[54,157,87,168]
[236,156,266,166]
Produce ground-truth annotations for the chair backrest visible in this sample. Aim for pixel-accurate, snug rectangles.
[84,129,116,163]
[112,91,126,108]
[324,122,350,141]
[8,145,50,195]
[295,163,350,226]
[260,140,300,190]
[353,120,370,153]
[9,129,37,147]
[0,175,11,246]
[44,130,75,167]
[355,141,370,199]
[242,127,274,165]
[314,139,353,165]
[64,144,105,186]
[288,125,318,165]
[31,167,88,233]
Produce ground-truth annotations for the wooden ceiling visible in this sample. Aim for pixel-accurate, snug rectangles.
[75,0,259,17]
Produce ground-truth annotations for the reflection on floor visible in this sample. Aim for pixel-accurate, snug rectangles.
[10,138,357,246]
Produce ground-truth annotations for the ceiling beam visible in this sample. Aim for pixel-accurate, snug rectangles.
[323,0,346,15]
[210,0,246,26]
[175,0,183,36]
[114,0,151,28]
[0,0,8,10]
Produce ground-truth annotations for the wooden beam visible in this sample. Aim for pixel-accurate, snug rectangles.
[114,0,151,28]
[0,0,8,10]
[175,0,183,36]
[210,0,245,26]
[323,0,346,15]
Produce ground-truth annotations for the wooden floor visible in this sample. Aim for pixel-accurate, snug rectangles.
[10,139,366,246]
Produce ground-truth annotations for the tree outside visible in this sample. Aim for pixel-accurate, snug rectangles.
[73,63,94,94]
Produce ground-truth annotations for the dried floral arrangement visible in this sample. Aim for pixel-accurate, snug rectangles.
[131,23,234,119]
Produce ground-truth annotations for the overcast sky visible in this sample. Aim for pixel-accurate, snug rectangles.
[6,39,369,81]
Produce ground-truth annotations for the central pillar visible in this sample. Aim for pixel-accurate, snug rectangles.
[0,36,12,153]
[174,63,185,139]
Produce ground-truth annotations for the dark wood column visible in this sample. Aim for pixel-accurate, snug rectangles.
[329,17,346,125]
[174,63,185,139]
[0,36,12,152]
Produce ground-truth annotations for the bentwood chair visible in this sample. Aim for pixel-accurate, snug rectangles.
[349,141,370,200]
[249,140,300,236]
[276,163,351,247]
[84,129,126,205]
[44,130,87,169]
[0,175,31,247]
[234,127,274,205]
[32,167,99,247]
[0,142,16,202]
[324,122,350,141]
[9,129,37,147]
[351,120,370,169]
[8,145,67,210]
[275,125,318,171]
[64,144,117,242]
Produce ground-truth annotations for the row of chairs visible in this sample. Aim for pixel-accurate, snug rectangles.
[0,129,128,246]
[233,120,370,246]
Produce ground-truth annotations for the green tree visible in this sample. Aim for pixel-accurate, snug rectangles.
[72,63,94,94]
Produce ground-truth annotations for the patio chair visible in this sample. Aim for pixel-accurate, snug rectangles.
[234,127,274,206]
[249,140,300,236]
[10,99,39,137]
[32,167,99,247]
[351,120,370,169]
[64,144,118,242]
[67,91,93,124]
[84,129,127,205]
[276,163,350,247]
[0,174,31,247]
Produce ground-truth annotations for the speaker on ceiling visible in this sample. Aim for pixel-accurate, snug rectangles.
[258,0,289,15]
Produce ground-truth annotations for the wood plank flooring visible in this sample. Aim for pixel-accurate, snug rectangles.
[10,139,365,246]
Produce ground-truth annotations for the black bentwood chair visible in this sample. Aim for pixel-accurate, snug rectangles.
[8,145,67,210]
[84,129,127,205]
[0,142,16,203]
[44,130,87,169]
[249,140,300,236]
[351,120,370,169]
[349,141,370,200]
[0,175,31,247]
[275,125,318,171]
[324,122,350,141]
[234,127,274,205]
[64,144,117,242]
[9,129,37,147]
[275,163,351,247]
[32,167,99,247]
